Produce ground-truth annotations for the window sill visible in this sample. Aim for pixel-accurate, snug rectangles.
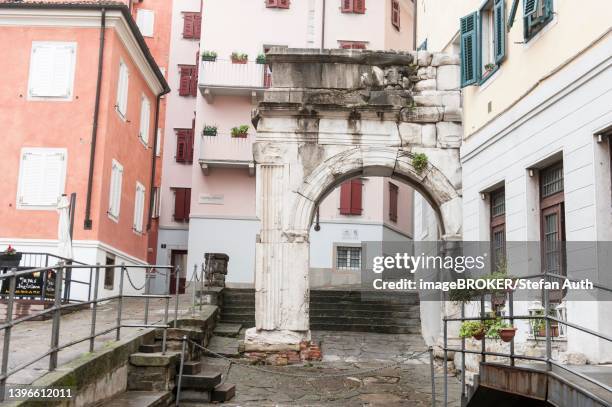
[133,228,144,235]
[107,212,119,223]
[27,94,73,102]
[16,204,57,211]
[115,107,127,122]
[138,136,148,149]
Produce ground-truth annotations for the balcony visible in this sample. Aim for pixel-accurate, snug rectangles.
[198,134,255,175]
[199,60,271,102]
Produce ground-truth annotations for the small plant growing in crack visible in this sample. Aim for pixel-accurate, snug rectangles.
[412,153,428,174]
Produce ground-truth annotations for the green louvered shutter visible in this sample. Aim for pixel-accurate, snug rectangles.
[507,0,519,29]
[524,0,539,17]
[460,12,478,87]
[494,0,506,63]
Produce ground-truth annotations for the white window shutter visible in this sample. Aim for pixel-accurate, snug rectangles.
[18,148,66,207]
[156,128,162,157]
[50,45,73,97]
[133,182,145,232]
[41,152,64,205]
[137,9,155,37]
[19,151,45,205]
[109,160,123,218]
[116,62,129,116]
[29,43,75,98]
[139,96,150,144]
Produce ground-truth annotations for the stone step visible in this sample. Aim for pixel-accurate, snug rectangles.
[310,297,419,305]
[98,391,171,407]
[219,316,255,327]
[205,336,241,358]
[211,383,236,402]
[138,343,162,353]
[309,308,420,318]
[182,361,201,375]
[180,372,222,390]
[310,323,421,334]
[310,315,420,326]
[213,323,242,338]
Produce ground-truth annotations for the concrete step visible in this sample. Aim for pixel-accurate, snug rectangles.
[310,315,420,326]
[309,309,420,318]
[182,361,201,375]
[213,323,242,338]
[310,323,421,334]
[98,391,171,407]
[180,373,222,390]
[211,383,236,402]
[138,344,162,353]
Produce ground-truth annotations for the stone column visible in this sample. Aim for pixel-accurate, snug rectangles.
[244,163,311,351]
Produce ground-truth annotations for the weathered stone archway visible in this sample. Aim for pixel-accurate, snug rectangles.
[246,48,463,350]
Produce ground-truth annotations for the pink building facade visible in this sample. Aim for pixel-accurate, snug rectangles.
[0,1,169,296]
[169,0,418,286]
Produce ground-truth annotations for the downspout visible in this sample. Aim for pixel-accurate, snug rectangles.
[84,8,106,230]
[321,0,326,50]
[146,92,166,231]
[413,0,418,50]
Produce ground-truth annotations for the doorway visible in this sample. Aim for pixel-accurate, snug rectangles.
[169,250,187,294]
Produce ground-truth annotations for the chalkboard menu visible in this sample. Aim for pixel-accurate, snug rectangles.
[0,268,56,298]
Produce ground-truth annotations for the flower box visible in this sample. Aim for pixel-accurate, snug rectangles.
[0,253,22,269]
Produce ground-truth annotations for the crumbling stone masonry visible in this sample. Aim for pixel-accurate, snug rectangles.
[247,48,463,351]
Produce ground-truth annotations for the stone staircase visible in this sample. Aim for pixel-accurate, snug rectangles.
[220,288,421,334]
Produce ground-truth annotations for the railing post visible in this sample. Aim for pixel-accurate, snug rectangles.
[199,262,204,311]
[191,264,197,314]
[480,294,486,363]
[144,268,150,325]
[509,291,515,366]
[162,296,169,355]
[87,266,93,302]
[461,302,466,399]
[0,270,17,401]
[49,263,64,371]
[443,318,448,407]
[89,264,100,353]
[116,264,125,341]
[544,273,552,371]
[174,265,180,328]
[175,336,187,407]
[429,346,436,407]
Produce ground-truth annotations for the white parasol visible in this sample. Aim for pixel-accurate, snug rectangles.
[57,195,73,260]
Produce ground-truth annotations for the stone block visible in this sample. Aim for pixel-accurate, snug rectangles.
[399,123,422,145]
[413,79,437,92]
[129,352,179,367]
[180,373,222,390]
[431,53,461,66]
[444,107,462,122]
[263,89,290,103]
[422,124,437,147]
[436,122,462,148]
[180,390,211,403]
[437,65,460,91]
[413,92,443,107]
[416,66,437,79]
[417,51,433,66]
[212,383,236,402]
[441,91,461,110]
[401,107,444,123]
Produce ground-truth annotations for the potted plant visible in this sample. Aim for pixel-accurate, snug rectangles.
[531,309,560,338]
[483,63,496,77]
[201,51,218,62]
[231,52,248,64]
[487,318,516,342]
[203,125,218,136]
[0,245,22,268]
[256,53,266,64]
[231,125,249,138]
[459,321,486,340]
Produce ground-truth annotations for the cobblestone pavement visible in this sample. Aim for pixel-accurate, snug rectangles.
[188,331,462,407]
[0,295,196,386]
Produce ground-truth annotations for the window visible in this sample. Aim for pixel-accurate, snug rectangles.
[341,0,365,14]
[173,188,191,222]
[523,0,553,41]
[116,60,129,118]
[389,182,398,222]
[136,9,155,37]
[108,159,123,220]
[178,65,198,97]
[139,95,151,146]
[182,12,201,39]
[391,0,400,29]
[267,0,290,9]
[17,148,67,209]
[339,179,363,215]
[339,41,367,49]
[460,0,506,87]
[28,42,76,99]
[175,123,194,163]
[151,187,161,219]
[337,246,361,270]
[156,128,162,157]
[133,182,146,233]
[490,187,506,269]
[104,255,115,290]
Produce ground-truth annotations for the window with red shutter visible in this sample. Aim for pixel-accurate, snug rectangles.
[178,66,192,96]
[389,182,398,222]
[266,0,290,8]
[339,179,363,215]
[186,119,195,163]
[339,41,367,49]
[173,188,186,221]
[175,129,188,162]
[182,13,194,38]
[279,0,290,8]
[354,0,365,13]
[190,66,198,96]
[341,0,353,12]
[391,0,400,29]
[266,0,279,7]
[193,13,201,39]
[184,188,191,220]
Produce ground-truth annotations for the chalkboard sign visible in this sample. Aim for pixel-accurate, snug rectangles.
[0,268,56,298]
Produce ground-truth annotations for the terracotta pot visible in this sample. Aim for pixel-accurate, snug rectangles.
[538,325,559,337]
[231,58,248,64]
[499,327,517,342]
[473,329,485,341]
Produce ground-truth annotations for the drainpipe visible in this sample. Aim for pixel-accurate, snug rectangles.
[321,0,326,50]
[147,93,165,231]
[84,8,106,230]
[413,0,418,50]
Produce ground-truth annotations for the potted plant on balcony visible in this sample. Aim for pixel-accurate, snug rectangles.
[201,51,217,62]
[459,321,487,340]
[231,125,249,138]
[487,318,517,343]
[203,125,218,137]
[0,245,22,269]
[231,52,248,64]
[256,53,266,64]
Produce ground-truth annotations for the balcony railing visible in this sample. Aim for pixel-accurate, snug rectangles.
[198,133,255,175]
[199,60,271,97]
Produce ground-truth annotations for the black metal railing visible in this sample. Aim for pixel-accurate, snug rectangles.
[0,262,184,401]
[436,272,612,406]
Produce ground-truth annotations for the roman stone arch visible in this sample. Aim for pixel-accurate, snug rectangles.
[245,48,463,350]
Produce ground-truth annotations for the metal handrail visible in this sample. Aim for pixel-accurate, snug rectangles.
[440,271,612,406]
[0,262,180,401]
